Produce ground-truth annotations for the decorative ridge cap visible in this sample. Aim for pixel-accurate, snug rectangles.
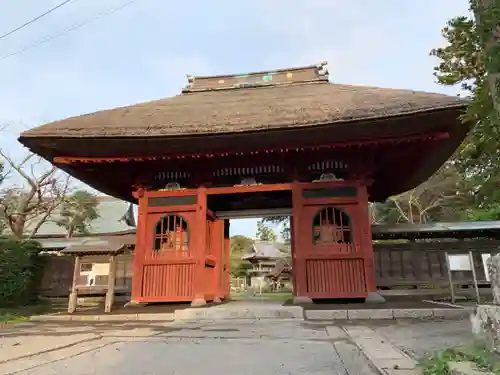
[187,62,328,80]
[182,62,329,93]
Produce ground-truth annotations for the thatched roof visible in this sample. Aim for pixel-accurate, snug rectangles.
[19,63,465,141]
[16,63,471,202]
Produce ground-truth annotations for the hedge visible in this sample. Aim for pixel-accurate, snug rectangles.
[0,238,41,307]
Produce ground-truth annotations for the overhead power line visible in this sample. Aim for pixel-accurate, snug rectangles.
[0,0,141,62]
[0,0,76,41]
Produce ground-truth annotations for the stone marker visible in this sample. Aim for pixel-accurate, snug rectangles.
[487,254,500,304]
[470,253,500,352]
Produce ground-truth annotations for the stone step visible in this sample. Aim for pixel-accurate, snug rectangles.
[174,305,304,321]
[305,307,468,320]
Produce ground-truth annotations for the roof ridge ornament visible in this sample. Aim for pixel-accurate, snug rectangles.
[182,62,330,93]
[316,61,329,78]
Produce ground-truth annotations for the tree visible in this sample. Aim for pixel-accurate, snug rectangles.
[0,151,71,239]
[472,0,500,115]
[256,219,277,242]
[230,235,253,277]
[0,161,5,235]
[263,216,290,242]
[54,190,100,238]
[373,163,473,224]
[431,5,500,220]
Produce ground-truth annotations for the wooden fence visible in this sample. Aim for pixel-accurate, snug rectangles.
[374,239,499,288]
[35,239,500,297]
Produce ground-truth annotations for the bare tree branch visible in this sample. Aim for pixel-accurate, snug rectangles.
[0,150,72,239]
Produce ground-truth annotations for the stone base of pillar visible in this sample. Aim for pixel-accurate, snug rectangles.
[213,297,222,304]
[365,292,386,304]
[191,298,207,307]
[293,296,313,305]
[124,301,147,308]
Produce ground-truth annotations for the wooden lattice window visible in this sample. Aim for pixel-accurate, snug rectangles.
[153,215,190,256]
[313,207,352,244]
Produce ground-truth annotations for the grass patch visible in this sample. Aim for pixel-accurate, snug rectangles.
[0,299,55,326]
[420,341,500,375]
[0,312,29,325]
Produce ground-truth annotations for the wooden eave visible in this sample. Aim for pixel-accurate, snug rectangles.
[18,105,470,203]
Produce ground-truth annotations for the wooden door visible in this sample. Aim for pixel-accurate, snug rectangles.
[296,202,368,299]
[139,212,197,302]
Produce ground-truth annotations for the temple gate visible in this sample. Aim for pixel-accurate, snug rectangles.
[18,62,471,305]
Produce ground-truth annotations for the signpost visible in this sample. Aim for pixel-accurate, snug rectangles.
[446,252,481,303]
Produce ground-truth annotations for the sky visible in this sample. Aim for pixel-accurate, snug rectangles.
[0,0,471,238]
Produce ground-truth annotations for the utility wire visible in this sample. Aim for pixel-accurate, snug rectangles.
[0,0,76,41]
[0,0,141,62]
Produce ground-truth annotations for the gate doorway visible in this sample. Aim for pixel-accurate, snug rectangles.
[226,214,293,302]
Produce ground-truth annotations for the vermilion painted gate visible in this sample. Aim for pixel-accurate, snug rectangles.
[292,182,369,299]
[132,190,200,303]
[141,211,197,302]
[131,189,228,304]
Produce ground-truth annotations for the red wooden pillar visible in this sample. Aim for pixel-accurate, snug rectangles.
[130,190,146,304]
[358,185,384,302]
[223,220,231,299]
[210,219,224,302]
[192,187,208,306]
[289,215,297,295]
[291,183,312,304]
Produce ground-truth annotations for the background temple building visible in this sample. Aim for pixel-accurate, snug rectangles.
[241,241,291,290]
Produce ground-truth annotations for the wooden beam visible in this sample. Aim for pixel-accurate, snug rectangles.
[68,255,80,314]
[206,183,293,195]
[52,132,449,165]
[104,254,117,313]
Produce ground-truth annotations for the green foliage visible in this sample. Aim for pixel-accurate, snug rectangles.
[55,190,99,237]
[429,3,500,221]
[263,216,290,242]
[420,342,500,375]
[230,235,253,277]
[0,239,41,307]
[0,312,29,325]
[256,219,277,242]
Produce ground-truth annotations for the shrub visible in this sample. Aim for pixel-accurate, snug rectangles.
[0,239,41,307]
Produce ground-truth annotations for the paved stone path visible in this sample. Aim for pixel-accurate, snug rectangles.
[0,318,474,375]
[374,318,473,359]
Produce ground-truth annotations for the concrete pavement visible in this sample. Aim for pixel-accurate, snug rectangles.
[0,318,474,375]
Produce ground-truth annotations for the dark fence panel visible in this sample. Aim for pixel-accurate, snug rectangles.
[374,239,500,288]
